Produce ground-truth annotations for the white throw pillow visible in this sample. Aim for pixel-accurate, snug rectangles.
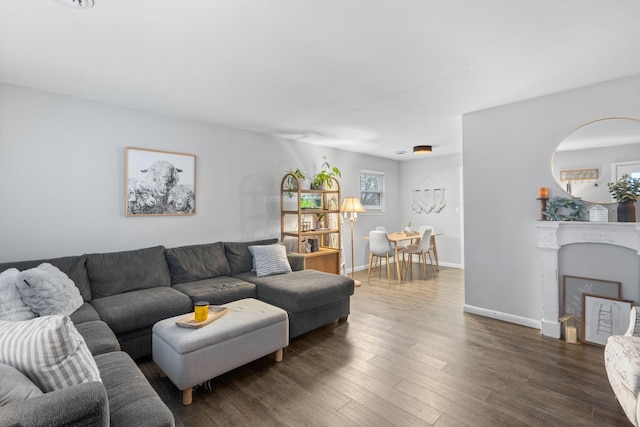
[0,315,101,392]
[248,244,292,277]
[0,268,35,321]
[15,263,83,316]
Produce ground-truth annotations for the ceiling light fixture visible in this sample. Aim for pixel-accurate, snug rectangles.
[53,0,94,9]
[413,145,432,154]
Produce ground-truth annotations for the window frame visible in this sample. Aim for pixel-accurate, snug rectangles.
[360,169,385,212]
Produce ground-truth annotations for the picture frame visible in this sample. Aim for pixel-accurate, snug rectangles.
[582,294,633,346]
[559,168,599,181]
[300,194,323,210]
[125,147,196,216]
[562,275,621,320]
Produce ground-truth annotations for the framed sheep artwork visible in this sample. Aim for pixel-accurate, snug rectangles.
[125,147,196,216]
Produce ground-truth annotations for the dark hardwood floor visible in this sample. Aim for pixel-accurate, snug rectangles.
[138,266,630,426]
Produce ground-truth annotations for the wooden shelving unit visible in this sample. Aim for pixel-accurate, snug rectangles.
[280,173,341,274]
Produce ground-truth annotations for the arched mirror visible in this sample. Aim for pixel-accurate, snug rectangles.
[551,117,640,204]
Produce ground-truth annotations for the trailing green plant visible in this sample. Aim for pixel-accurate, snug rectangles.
[607,173,640,203]
[543,196,586,221]
[311,157,341,189]
[284,168,308,197]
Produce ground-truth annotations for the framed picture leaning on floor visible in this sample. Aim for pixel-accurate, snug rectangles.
[582,294,633,346]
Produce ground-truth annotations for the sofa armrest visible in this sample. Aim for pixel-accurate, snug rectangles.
[0,381,109,427]
[626,306,639,336]
[287,253,305,271]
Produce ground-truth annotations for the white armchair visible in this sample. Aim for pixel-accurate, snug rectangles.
[605,306,640,426]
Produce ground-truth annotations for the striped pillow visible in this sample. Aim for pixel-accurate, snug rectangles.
[248,244,292,277]
[0,315,101,392]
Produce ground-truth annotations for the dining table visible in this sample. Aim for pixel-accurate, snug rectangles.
[365,231,442,283]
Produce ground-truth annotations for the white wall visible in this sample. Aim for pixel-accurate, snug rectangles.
[399,154,464,268]
[463,74,640,328]
[0,83,401,267]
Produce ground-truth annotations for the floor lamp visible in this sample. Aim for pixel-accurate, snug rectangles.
[340,197,365,287]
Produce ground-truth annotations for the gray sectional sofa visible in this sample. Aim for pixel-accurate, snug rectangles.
[0,238,355,426]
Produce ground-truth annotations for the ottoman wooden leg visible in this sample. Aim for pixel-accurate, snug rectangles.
[182,388,193,405]
[275,348,284,362]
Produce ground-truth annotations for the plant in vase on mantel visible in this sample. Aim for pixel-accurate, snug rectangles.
[608,173,640,222]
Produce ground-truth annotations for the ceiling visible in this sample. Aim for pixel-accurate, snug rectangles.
[2,1,640,160]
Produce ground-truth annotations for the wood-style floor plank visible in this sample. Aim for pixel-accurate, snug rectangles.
[138,266,631,426]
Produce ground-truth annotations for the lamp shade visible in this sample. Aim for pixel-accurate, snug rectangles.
[413,145,432,154]
[340,197,365,213]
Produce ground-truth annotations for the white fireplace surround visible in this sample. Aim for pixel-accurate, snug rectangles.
[537,221,640,338]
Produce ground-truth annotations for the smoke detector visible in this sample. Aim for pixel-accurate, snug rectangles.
[53,0,94,8]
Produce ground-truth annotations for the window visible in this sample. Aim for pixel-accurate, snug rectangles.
[360,169,385,211]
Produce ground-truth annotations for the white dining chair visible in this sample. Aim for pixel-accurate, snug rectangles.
[368,230,396,281]
[400,226,436,279]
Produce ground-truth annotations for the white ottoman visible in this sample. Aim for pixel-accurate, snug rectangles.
[152,298,288,405]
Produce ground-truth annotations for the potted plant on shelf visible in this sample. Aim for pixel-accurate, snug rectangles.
[311,157,341,190]
[608,173,640,222]
[315,213,326,230]
[284,168,308,197]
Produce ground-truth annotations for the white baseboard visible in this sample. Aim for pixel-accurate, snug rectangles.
[463,304,541,331]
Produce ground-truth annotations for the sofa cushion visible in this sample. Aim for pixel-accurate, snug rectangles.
[0,268,35,321]
[0,315,101,392]
[172,276,257,305]
[16,263,84,317]
[224,238,278,276]
[87,246,171,298]
[0,255,91,302]
[95,351,174,427]
[248,244,292,276]
[239,269,354,313]
[165,242,231,284]
[69,302,102,324]
[90,287,192,335]
[0,363,43,407]
[75,320,121,356]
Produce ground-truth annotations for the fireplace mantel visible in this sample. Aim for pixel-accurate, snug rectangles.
[536,221,640,338]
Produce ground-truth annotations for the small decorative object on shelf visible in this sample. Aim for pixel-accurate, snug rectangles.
[543,196,585,221]
[588,204,610,222]
[300,221,311,232]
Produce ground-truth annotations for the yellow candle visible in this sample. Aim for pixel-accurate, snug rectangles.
[194,301,209,322]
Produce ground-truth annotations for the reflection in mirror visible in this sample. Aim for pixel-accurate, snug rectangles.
[551,118,640,204]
